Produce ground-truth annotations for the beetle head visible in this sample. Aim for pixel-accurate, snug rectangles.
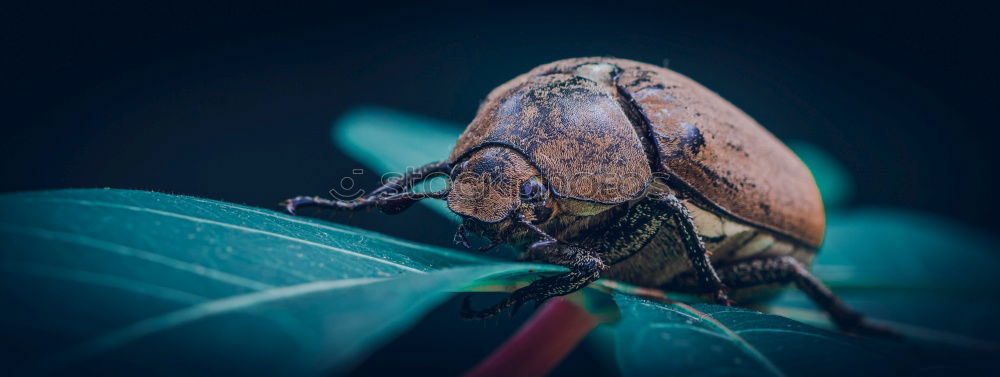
[447,147,556,243]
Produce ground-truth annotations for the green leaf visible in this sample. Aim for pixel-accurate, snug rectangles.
[614,295,916,377]
[614,295,783,377]
[0,189,559,376]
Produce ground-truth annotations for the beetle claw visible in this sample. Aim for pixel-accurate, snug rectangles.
[477,240,500,253]
[279,201,295,215]
[453,224,472,249]
[459,295,478,317]
[280,196,313,215]
[460,290,532,319]
[713,288,734,306]
[509,297,529,317]
[460,295,510,320]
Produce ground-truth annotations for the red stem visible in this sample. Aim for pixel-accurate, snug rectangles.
[463,297,599,377]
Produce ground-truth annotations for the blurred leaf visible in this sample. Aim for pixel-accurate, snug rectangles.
[334,106,463,218]
[816,208,998,291]
[775,141,999,341]
[0,189,561,376]
[334,106,461,176]
[786,141,854,208]
[770,208,1000,345]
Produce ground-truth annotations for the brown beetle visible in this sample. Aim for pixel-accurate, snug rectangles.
[284,57,889,336]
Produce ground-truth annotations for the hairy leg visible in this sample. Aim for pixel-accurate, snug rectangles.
[656,194,732,304]
[666,255,896,337]
[282,161,450,214]
[463,192,731,318]
[589,194,674,265]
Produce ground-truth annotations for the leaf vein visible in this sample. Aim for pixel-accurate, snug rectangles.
[674,303,787,377]
[28,198,425,274]
[184,196,488,264]
[0,224,274,291]
[33,277,387,373]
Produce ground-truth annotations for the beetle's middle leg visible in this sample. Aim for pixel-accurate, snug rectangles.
[586,192,731,304]
[645,193,733,305]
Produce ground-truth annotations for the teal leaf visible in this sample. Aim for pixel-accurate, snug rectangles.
[786,140,854,209]
[816,208,998,291]
[614,295,943,377]
[0,189,560,376]
[615,295,785,377]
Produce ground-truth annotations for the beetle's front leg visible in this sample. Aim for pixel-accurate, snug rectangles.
[282,190,447,215]
[461,243,604,319]
[282,160,450,215]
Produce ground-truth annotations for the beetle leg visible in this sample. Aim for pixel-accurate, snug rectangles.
[376,190,451,214]
[477,240,501,253]
[453,223,472,249]
[366,161,451,198]
[589,196,673,265]
[462,220,605,318]
[462,244,604,319]
[281,195,367,214]
[281,160,450,215]
[666,256,898,337]
[656,193,733,305]
[283,190,448,215]
[583,192,731,304]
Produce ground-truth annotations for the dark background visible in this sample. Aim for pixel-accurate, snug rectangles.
[3,2,999,376]
[3,2,999,243]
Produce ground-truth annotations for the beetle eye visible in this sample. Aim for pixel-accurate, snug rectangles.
[520,178,546,203]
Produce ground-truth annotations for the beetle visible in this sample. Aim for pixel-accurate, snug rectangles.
[283,57,890,336]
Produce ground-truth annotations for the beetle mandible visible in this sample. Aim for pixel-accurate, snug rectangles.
[284,57,889,336]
